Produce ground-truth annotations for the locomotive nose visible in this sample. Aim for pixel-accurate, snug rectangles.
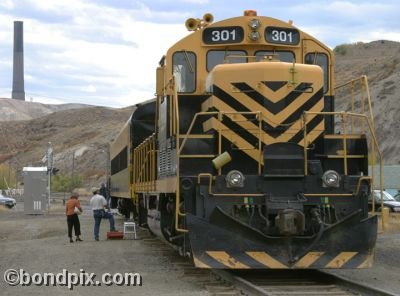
[187,208,377,269]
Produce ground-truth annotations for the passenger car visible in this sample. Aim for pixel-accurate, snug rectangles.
[0,193,16,208]
[369,190,400,212]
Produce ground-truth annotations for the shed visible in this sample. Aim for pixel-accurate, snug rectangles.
[22,167,48,214]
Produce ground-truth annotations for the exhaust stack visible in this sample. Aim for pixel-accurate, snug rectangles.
[12,21,25,101]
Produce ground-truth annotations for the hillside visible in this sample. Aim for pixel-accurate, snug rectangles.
[334,40,400,163]
[0,104,134,184]
[0,98,92,121]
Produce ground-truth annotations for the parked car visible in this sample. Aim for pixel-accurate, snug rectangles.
[385,189,400,201]
[0,193,16,208]
[368,190,400,212]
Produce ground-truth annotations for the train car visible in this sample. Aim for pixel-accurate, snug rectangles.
[110,100,156,216]
[111,10,381,269]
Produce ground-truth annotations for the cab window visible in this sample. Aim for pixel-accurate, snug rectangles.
[305,53,329,92]
[207,50,247,72]
[255,51,295,62]
[172,51,196,93]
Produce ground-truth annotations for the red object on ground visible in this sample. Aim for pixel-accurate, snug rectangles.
[107,231,124,239]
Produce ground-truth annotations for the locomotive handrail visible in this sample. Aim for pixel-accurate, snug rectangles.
[178,111,219,155]
[334,75,374,134]
[172,76,188,233]
[303,177,372,197]
[303,111,383,213]
[178,110,263,174]
[133,133,157,192]
[197,173,264,197]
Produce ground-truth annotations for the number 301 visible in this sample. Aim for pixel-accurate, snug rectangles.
[271,30,293,43]
[211,29,236,42]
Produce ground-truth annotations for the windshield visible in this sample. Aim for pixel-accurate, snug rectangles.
[374,191,395,201]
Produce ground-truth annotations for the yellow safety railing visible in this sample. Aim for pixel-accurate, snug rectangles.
[335,75,375,134]
[133,133,157,192]
[197,173,264,197]
[178,111,263,174]
[334,75,383,214]
[171,77,188,233]
[302,111,382,213]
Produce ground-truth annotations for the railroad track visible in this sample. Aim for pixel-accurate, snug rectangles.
[212,269,398,296]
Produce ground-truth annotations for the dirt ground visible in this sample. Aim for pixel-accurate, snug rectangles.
[0,203,211,296]
[0,204,400,295]
[328,214,400,295]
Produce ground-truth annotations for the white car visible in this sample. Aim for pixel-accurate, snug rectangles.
[369,190,400,212]
[0,193,16,208]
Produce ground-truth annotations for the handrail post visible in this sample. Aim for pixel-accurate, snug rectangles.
[172,76,188,233]
[341,112,348,176]
[258,111,262,175]
[371,137,375,214]
[351,81,354,133]
[218,112,222,176]
[303,112,308,176]
[361,78,365,133]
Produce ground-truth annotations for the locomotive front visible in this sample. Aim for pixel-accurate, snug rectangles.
[187,59,376,269]
[152,10,378,269]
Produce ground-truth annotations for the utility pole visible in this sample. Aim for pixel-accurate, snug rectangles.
[8,160,11,189]
[47,142,53,213]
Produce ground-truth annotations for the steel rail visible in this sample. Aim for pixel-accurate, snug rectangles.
[212,269,398,296]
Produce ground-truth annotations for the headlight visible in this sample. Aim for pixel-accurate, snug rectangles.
[226,170,245,188]
[249,31,260,41]
[249,19,261,30]
[322,170,340,188]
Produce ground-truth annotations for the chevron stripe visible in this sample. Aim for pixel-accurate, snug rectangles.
[203,117,261,163]
[193,256,211,268]
[232,82,311,114]
[263,81,288,92]
[213,84,324,132]
[202,94,325,146]
[357,253,374,268]
[290,113,324,144]
[246,251,288,268]
[294,252,325,268]
[326,252,358,268]
[206,251,250,269]
[196,250,364,269]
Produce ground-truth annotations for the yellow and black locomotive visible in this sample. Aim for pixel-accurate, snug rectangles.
[110,10,380,269]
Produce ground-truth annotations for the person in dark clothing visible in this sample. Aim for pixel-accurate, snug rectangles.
[65,191,83,243]
[99,183,110,204]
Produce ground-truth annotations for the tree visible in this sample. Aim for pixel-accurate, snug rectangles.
[52,174,83,193]
[0,163,17,189]
[333,44,348,56]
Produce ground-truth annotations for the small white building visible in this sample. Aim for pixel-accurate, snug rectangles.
[22,167,47,214]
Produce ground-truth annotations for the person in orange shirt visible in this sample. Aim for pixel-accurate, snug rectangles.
[66,191,83,243]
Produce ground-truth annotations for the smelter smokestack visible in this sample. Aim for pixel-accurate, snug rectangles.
[12,21,25,101]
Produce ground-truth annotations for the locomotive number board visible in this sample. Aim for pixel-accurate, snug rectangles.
[265,27,300,45]
[203,26,244,44]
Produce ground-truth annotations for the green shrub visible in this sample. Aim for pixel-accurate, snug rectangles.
[52,174,83,193]
[334,44,347,56]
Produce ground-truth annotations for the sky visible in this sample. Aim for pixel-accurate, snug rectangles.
[0,0,399,108]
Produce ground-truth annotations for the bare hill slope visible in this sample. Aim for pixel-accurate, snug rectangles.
[335,40,400,163]
[0,104,134,182]
[0,98,91,121]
